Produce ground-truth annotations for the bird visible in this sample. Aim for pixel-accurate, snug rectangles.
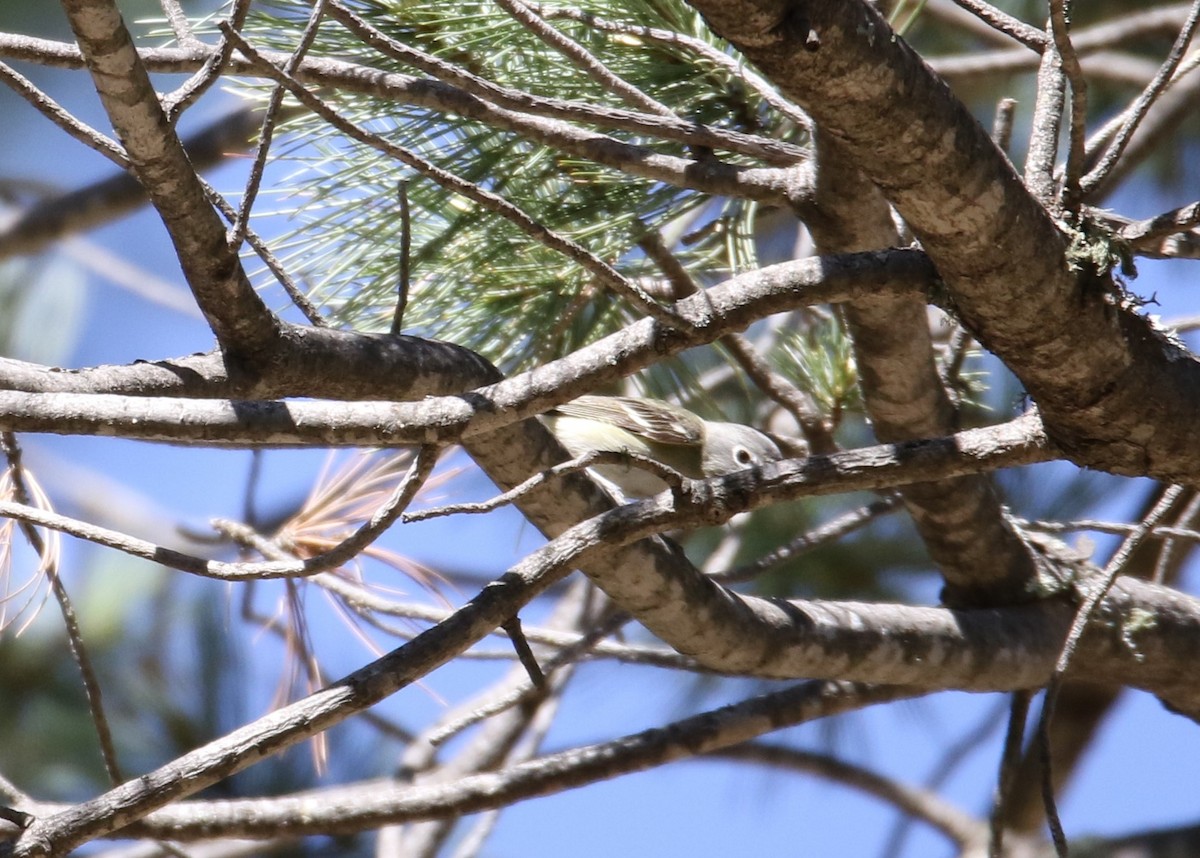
[542,394,791,497]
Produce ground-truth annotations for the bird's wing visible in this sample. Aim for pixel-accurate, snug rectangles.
[553,395,703,445]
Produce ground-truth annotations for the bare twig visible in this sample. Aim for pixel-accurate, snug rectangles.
[0,60,127,168]
[884,696,1010,857]
[992,97,1017,154]
[163,0,253,122]
[714,496,901,583]
[948,0,1046,49]
[391,180,411,335]
[0,106,263,261]
[1047,0,1089,211]
[1115,200,1200,246]
[719,742,984,849]
[1153,491,1200,584]
[0,447,439,582]
[635,225,828,447]
[197,174,329,326]
[230,0,331,247]
[1017,514,1200,544]
[314,573,696,669]
[403,450,693,523]
[989,690,1031,857]
[1081,1,1200,196]
[495,0,676,118]
[427,612,629,747]
[501,617,546,689]
[159,0,200,48]
[1,433,123,786]
[1034,484,1186,854]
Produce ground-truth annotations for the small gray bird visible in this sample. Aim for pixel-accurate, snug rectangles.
[543,394,789,497]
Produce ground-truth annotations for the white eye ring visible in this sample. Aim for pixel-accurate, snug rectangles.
[733,446,755,466]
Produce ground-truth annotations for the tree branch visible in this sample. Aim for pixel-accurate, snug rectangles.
[803,128,1037,606]
[58,0,281,357]
[0,34,799,203]
[14,683,909,847]
[681,0,1200,484]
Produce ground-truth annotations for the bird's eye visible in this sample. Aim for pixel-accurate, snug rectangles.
[733,446,755,466]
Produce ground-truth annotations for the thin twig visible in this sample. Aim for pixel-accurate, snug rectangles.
[391,179,411,336]
[501,617,546,689]
[0,447,440,582]
[1,433,123,786]
[715,497,902,583]
[403,449,686,522]
[0,106,267,263]
[884,695,1010,857]
[948,0,1047,48]
[495,0,675,118]
[241,450,264,529]
[1016,514,1200,543]
[1048,0,1089,212]
[163,0,253,122]
[1034,484,1186,854]
[992,97,1017,154]
[0,61,127,168]
[0,805,34,829]
[159,0,200,48]
[315,573,698,670]
[387,578,596,856]
[1115,200,1200,246]
[988,690,1031,857]
[942,325,974,388]
[428,612,635,747]
[719,335,827,449]
[530,2,813,133]
[1079,52,1200,201]
[718,742,983,848]
[1081,1,1200,197]
[635,225,828,447]
[1153,491,1200,584]
[198,175,328,326]
[230,0,331,248]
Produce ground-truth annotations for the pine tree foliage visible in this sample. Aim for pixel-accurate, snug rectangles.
[235,0,816,384]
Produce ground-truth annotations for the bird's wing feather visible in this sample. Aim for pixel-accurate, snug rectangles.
[553,395,703,445]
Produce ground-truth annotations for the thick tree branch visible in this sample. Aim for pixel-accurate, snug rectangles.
[58,0,281,357]
[0,251,933,404]
[803,130,1035,605]
[682,0,1200,483]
